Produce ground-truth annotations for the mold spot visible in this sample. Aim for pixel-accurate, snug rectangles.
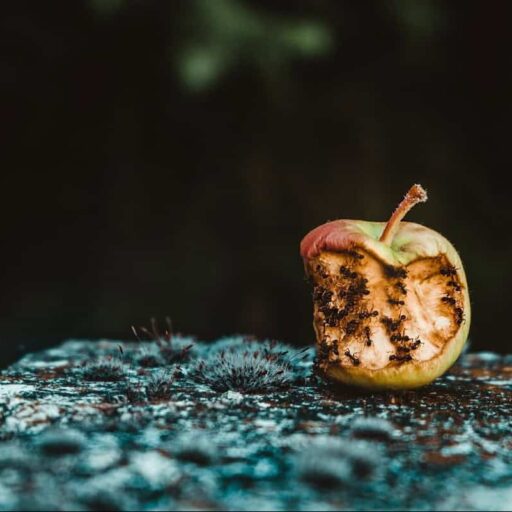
[394,282,407,294]
[440,265,457,276]
[384,265,408,279]
[345,350,360,366]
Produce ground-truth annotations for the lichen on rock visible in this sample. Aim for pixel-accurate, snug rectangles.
[0,338,511,510]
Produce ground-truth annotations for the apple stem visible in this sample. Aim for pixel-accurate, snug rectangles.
[379,184,428,245]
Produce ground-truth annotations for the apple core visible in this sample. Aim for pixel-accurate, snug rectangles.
[301,185,470,389]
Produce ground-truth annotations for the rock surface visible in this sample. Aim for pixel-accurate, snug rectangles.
[0,338,511,511]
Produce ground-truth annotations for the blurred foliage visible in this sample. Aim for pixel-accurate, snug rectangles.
[175,0,333,92]
[87,0,448,92]
[391,0,447,40]
[89,0,125,17]
[90,0,333,92]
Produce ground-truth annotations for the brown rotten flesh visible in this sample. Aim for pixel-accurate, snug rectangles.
[301,185,470,390]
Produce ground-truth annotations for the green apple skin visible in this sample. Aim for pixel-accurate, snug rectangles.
[301,220,471,390]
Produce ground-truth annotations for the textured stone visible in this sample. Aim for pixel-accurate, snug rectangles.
[0,338,511,510]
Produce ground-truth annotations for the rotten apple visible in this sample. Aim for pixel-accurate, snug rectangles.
[300,184,470,390]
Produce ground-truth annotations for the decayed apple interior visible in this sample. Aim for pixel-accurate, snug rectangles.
[307,249,466,373]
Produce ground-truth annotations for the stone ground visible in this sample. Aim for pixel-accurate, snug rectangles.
[0,336,511,511]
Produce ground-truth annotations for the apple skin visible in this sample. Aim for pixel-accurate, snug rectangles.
[301,219,471,390]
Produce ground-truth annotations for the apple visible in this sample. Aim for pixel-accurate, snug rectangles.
[300,184,470,390]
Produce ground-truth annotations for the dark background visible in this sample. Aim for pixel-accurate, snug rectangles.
[1,0,510,366]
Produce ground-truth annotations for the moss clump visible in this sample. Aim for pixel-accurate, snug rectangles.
[145,369,180,401]
[80,357,126,382]
[189,348,292,393]
[132,318,195,366]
